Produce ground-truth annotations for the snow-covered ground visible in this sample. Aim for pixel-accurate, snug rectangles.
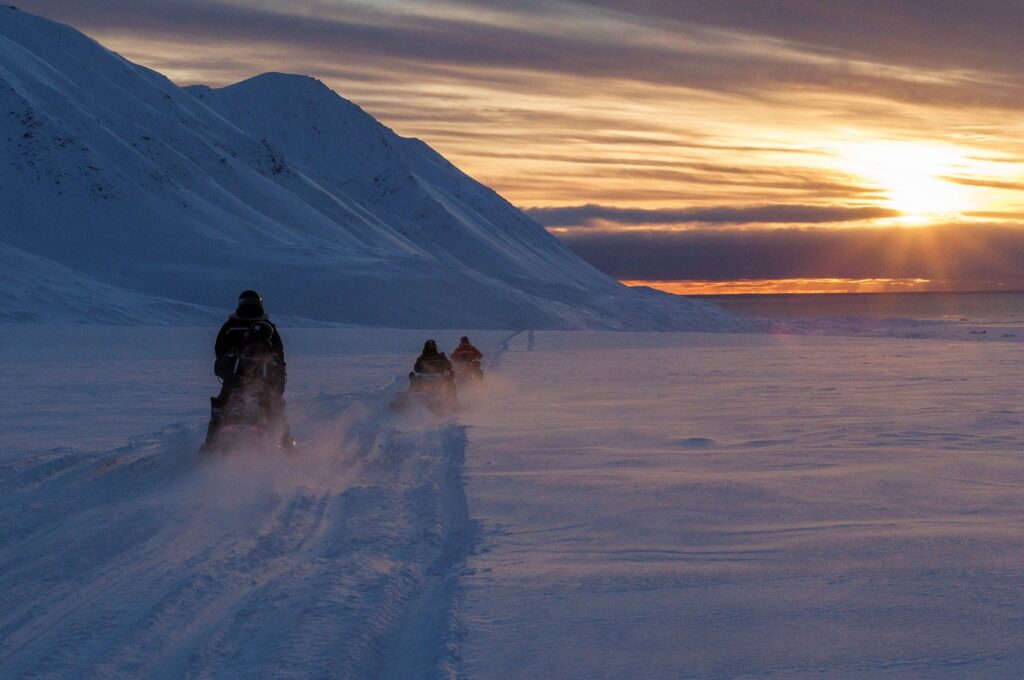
[2,323,1023,678]
[0,325,500,678]
[460,331,1024,679]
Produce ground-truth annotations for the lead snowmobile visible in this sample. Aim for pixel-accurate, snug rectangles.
[202,293,295,453]
[204,380,290,453]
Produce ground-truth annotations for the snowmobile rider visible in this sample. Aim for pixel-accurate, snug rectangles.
[204,290,294,449]
[451,336,483,365]
[214,290,284,363]
[414,339,453,375]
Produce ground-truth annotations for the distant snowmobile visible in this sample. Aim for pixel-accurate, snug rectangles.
[451,336,484,385]
[452,357,484,385]
[390,370,459,415]
[390,339,459,415]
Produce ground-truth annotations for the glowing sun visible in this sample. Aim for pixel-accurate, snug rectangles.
[840,141,970,220]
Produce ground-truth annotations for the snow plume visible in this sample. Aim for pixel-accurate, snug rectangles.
[198,388,401,490]
[0,392,473,678]
[0,327,536,676]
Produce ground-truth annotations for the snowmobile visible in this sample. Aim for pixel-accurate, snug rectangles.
[202,382,292,454]
[452,357,484,385]
[390,370,459,415]
[203,320,295,454]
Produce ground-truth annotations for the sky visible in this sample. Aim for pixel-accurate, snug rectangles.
[19,0,1024,293]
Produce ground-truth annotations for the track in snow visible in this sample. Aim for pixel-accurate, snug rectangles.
[0,377,477,678]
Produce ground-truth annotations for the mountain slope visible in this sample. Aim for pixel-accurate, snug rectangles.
[0,244,220,324]
[0,6,740,330]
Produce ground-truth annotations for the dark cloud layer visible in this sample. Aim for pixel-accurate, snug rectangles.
[558,223,1024,284]
[527,203,900,227]
[569,0,1024,78]
[18,0,1024,109]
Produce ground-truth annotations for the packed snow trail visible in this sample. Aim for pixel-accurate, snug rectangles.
[0,380,474,678]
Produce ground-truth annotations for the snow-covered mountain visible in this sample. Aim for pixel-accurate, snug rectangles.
[0,6,739,330]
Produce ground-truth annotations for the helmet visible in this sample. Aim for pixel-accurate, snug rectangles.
[424,339,438,352]
[238,289,262,303]
[460,336,469,344]
[236,289,265,318]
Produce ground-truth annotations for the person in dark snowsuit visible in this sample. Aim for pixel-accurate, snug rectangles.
[414,339,452,375]
[451,336,483,364]
[402,339,457,412]
[204,290,294,449]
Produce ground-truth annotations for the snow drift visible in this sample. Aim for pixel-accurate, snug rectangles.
[0,6,738,330]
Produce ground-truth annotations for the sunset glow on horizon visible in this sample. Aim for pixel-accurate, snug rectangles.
[22,0,1024,292]
[623,278,937,296]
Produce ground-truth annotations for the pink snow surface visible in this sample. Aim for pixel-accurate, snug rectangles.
[2,326,1023,678]
[461,331,1024,678]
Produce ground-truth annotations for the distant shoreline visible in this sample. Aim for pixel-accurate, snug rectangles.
[692,288,1024,298]
[689,289,1024,323]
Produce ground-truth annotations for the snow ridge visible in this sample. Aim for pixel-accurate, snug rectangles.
[0,6,740,330]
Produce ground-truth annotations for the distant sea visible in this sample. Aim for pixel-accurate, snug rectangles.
[692,291,1024,324]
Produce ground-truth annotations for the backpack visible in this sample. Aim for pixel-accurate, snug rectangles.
[215,321,283,385]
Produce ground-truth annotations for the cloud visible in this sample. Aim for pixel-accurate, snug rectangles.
[557,0,1024,82]
[556,223,1024,285]
[943,176,1024,191]
[18,0,1024,109]
[17,1,1024,237]
[527,203,900,227]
